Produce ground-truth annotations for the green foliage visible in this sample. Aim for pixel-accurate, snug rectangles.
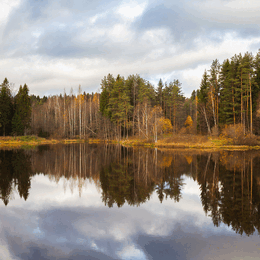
[197,51,260,134]
[12,84,31,136]
[156,78,164,107]
[0,78,13,136]
[12,112,23,135]
[198,70,209,105]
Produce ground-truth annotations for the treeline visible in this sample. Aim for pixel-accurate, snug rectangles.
[29,75,189,139]
[98,50,260,138]
[1,50,260,138]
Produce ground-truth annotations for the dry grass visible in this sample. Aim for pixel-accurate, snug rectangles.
[120,134,260,150]
[0,136,89,149]
[0,136,58,148]
[1,134,260,150]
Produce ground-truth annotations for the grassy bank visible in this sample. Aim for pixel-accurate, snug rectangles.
[1,135,260,150]
[0,136,89,149]
[120,135,260,151]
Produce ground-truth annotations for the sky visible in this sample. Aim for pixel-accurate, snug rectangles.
[0,0,260,97]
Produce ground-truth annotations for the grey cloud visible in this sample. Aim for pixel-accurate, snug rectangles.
[8,240,117,260]
[134,3,200,40]
[26,0,50,21]
[1,0,125,60]
[134,0,260,48]
[137,229,206,260]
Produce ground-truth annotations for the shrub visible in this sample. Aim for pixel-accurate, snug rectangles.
[221,124,258,146]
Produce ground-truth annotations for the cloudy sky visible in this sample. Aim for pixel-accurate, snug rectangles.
[1,0,260,97]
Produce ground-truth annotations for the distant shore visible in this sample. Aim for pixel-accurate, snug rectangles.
[0,136,86,149]
[120,138,260,151]
[1,135,260,151]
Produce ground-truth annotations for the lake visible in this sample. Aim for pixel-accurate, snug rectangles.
[0,144,260,260]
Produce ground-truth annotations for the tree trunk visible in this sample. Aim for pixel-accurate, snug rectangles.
[203,106,211,135]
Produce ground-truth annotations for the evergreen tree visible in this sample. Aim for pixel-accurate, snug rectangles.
[100,74,115,119]
[12,84,31,135]
[0,78,13,136]
[198,70,212,134]
[156,78,164,107]
[219,59,234,125]
[108,75,132,139]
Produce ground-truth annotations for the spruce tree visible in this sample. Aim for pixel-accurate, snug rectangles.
[219,59,233,125]
[0,78,13,136]
[156,78,164,107]
[12,84,31,135]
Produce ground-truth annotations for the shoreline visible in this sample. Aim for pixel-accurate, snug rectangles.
[119,139,260,151]
[0,136,260,151]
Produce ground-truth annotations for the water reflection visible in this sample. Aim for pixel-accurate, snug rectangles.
[1,144,260,237]
[0,150,32,205]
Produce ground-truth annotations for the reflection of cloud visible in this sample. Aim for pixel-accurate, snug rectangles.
[0,175,260,260]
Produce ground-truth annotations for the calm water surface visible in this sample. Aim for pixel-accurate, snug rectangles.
[1,144,260,259]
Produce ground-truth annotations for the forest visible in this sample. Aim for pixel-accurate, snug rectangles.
[0,50,260,142]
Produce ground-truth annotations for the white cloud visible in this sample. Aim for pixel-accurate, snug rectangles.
[0,0,21,23]
[109,24,134,43]
[117,0,147,20]
[117,245,147,260]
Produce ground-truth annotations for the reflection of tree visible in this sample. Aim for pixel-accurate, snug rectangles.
[156,175,184,203]
[12,150,32,200]
[100,163,132,207]
[0,150,32,205]
[100,160,154,207]
[197,151,260,236]
[3,144,260,237]
[99,148,189,207]
[0,151,13,205]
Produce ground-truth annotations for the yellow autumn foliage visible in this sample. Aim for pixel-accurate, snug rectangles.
[159,118,173,133]
[185,115,193,127]
[184,115,193,134]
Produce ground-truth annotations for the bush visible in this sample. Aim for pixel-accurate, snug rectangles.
[221,124,258,146]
